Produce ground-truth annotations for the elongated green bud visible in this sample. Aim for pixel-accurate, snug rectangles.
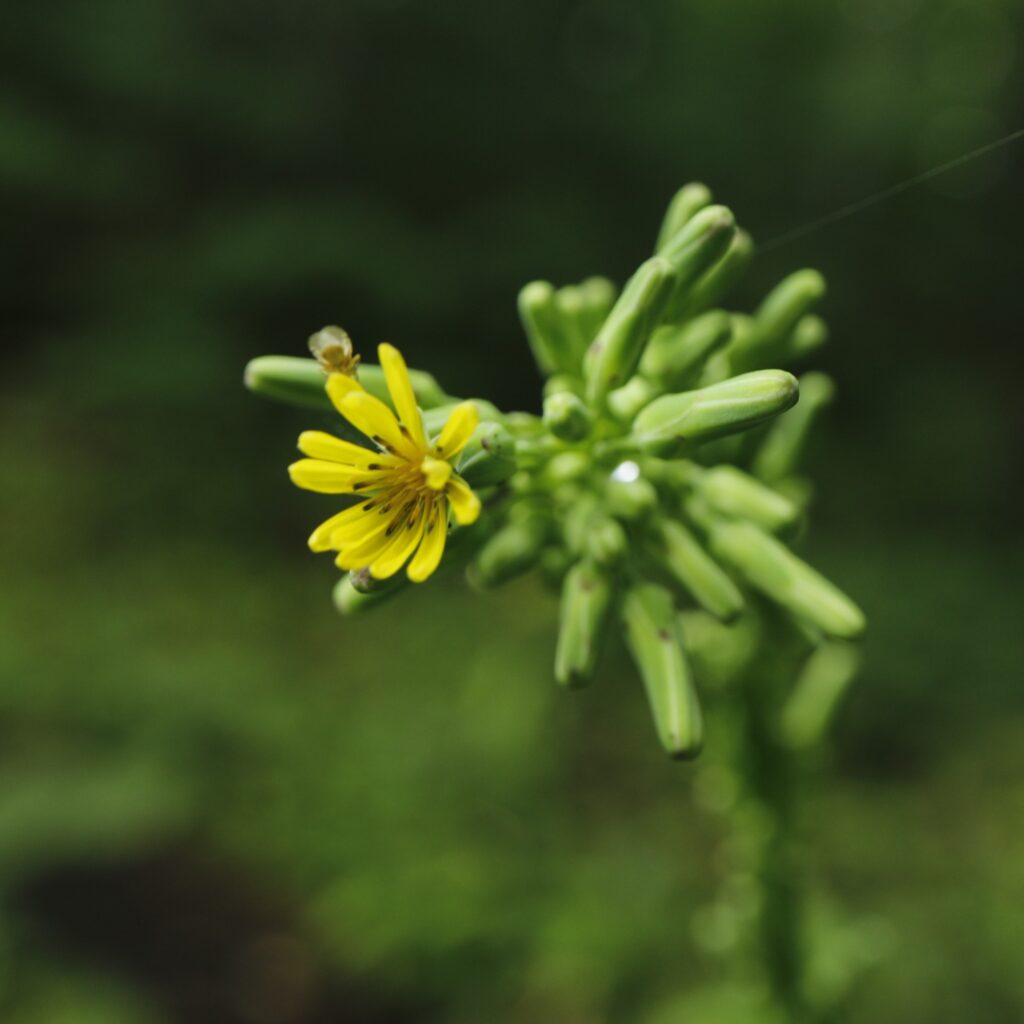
[333,573,406,615]
[543,391,593,441]
[244,356,451,412]
[587,515,628,565]
[658,206,737,323]
[605,470,659,520]
[784,314,828,362]
[672,229,754,321]
[555,561,615,688]
[649,519,744,621]
[470,514,549,588]
[655,182,713,251]
[607,376,658,421]
[780,641,861,748]
[543,374,583,400]
[730,270,825,373]
[553,285,594,365]
[578,276,617,337]
[639,311,733,390]
[621,583,703,758]
[709,521,865,639]
[584,257,676,405]
[518,281,573,376]
[458,422,517,487]
[632,370,799,456]
[245,356,331,409]
[752,372,835,483]
[696,466,800,533]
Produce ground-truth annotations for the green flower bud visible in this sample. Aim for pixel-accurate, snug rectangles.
[708,521,865,639]
[333,572,406,615]
[779,641,861,749]
[648,519,745,621]
[555,560,616,688]
[655,182,713,252]
[784,314,828,363]
[458,422,518,487]
[730,269,826,373]
[621,582,703,758]
[577,276,617,336]
[584,257,677,405]
[696,466,800,533]
[544,450,592,485]
[244,355,452,413]
[752,372,835,483]
[605,466,659,520]
[542,374,583,400]
[543,391,593,441]
[607,376,658,421]
[639,311,733,391]
[519,281,576,376]
[658,206,737,323]
[587,515,629,565]
[244,356,330,409]
[632,370,799,456]
[470,514,549,588]
[672,229,754,322]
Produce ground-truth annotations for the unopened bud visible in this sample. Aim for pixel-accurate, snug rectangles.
[333,572,406,615]
[639,311,733,390]
[730,270,825,373]
[458,422,518,487]
[245,356,331,409]
[584,257,677,405]
[605,471,659,520]
[780,641,861,748]
[649,519,745,621]
[658,206,737,323]
[696,466,800,533]
[519,281,574,376]
[555,561,615,688]
[607,376,658,421]
[672,229,754,321]
[709,521,866,639]
[470,514,549,588]
[621,583,703,758]
[752,372,835,483]
[655,182,713,252]
[632,370,799,456]
[543,391,593,441]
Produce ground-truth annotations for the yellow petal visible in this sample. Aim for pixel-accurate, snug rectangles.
[433,401,480,459]
[308,500,376,551]
[420,455,453,491]
[338,390,419,460]
[407,499,448,582]
[334,511,396,569]
[378,343,426,449]
[289,459,390,494]
[298,431,402,467]
[325,373,364,415]
[369,505,427,579]
[445,476,481,524]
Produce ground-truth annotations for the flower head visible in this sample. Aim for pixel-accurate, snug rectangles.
[289,343,481,582]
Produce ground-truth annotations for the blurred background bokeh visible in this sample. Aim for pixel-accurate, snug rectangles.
[2,0,1023,1021]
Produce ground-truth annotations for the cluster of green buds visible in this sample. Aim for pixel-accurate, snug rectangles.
[245,183,865,759]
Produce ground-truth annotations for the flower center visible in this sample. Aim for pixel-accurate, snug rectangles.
[419,455,453,491]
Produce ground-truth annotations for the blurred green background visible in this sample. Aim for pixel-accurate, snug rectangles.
[3,0,1023,1021]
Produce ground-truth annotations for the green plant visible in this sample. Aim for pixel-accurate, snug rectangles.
[245,182,868,1020]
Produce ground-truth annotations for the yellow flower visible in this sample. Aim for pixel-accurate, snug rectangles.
[288,343,482,582]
